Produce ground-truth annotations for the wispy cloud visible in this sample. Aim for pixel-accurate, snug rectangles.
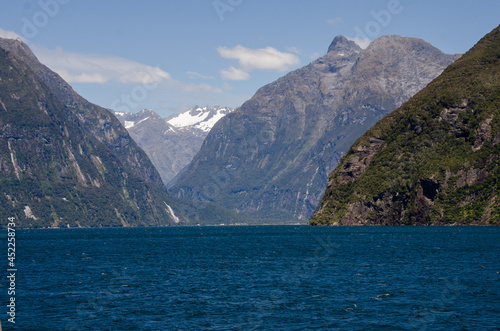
[32,45,171,84]
[218,45,299,71]
[327,17,343,26]
[286,46,303,55]
[181,83,222,93]
[217,45,300,81]
[28,44,228,114]
[346,37,371,49]
[187,71,215,80]
[310,52,322,60]
[0,32,171,85]
[0,28,24,41]
[220,66,250,81]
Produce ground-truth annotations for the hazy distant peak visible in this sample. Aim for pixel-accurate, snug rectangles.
[139,108,162,119]
[327,35,361,54]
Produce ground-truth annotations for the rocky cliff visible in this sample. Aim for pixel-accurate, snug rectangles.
[310,26,500,226]
[0,38,185,227]
[169,35,460,223]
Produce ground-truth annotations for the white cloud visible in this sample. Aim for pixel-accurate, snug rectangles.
[217,45,300,72]
[181,83,223,93]
[222,82,234,90]
[347,37,371,49]
[32,45,171,84]
[27,45,228,114]
[187,71,215,80]
[0,39,242,115]
[0,28,24,41]
[286,46,303,55]
[327,17,343,26]
[220,66,250,81]
[310,52,322,60]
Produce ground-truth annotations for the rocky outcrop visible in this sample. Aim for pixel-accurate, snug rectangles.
[170,34,459,223]
[311,25,500,226]
[338,137,385,184]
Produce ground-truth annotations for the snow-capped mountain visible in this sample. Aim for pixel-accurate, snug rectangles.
[114,106,233,185]
[166,106,233,133]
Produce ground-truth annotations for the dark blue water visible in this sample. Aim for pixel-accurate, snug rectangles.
[2,226,499,330]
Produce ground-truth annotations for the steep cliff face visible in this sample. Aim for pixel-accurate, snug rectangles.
[169,35,459,223]
[0,39,185,228]
[0,38,163,187]
[311,26,500,226]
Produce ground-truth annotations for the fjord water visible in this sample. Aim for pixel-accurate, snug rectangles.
[6,226,500,330]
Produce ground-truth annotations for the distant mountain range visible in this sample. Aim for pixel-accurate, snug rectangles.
[114,106,233,185]
[169,35,460,223]
[311,25,500,226]
[3,29,491,228]
[0,37,185,228]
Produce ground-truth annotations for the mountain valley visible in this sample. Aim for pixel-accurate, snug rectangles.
[114,106,233,185]
[169,35,460,223]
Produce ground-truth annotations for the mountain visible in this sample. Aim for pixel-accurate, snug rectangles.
[0,37,185,228]
[169,35,460,223]
[114,106,233,185]
[166,105,234,133]
[311,26,500,226]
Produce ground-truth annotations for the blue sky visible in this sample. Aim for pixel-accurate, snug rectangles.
[0,0,499,117]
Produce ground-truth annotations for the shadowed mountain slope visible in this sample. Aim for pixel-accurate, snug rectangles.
[0,38,185,227]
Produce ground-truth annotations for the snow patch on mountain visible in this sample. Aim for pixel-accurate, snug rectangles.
[124,121,135,129]
[166,106,233,132]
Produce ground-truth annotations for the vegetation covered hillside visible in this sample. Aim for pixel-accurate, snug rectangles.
[311,25,500,226]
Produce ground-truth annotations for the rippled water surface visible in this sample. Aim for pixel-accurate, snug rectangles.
[4,226,500,330]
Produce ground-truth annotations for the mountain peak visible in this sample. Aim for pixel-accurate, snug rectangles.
[362,35,458,66]
[327,35,361,53]
[0,37,40,67]
[167,105,233,132]
[368,35,422,48]
[138,108,161,119]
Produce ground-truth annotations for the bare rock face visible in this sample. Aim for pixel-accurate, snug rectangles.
[170,34,459,223]
[311,26,500,226]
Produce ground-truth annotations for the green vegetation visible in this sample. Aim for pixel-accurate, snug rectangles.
[311,25,500,226]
